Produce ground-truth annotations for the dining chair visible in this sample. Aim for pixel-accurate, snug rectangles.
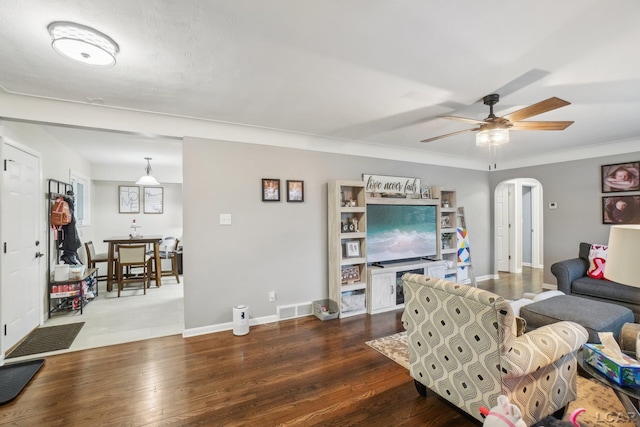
[117,244,149,297]
[84,241,114,282]
[147,237,181,284]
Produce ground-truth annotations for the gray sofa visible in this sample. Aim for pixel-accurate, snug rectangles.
[551,242,640,322]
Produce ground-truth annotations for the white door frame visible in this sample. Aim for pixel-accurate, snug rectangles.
[493,178,544,274]
[0,135,45,365]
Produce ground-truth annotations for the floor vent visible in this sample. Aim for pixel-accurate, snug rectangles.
[277,302,313,320]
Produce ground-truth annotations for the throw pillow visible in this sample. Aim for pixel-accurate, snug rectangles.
[587,244,608,279]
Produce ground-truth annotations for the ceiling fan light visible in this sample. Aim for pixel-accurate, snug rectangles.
[476,129,510,147]
[48,21,119,67]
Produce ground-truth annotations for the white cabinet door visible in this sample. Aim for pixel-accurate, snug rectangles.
[370,272,395,312]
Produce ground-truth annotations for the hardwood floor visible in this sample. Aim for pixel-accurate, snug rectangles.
[0,270,541,426]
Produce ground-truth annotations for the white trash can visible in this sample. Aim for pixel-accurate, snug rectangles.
[233,305,250,336]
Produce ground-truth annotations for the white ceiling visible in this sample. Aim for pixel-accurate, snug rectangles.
[1,0,640,169]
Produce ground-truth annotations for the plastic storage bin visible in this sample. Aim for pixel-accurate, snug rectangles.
[313,299,339,321]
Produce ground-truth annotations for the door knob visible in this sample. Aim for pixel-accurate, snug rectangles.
[35,252,44,258]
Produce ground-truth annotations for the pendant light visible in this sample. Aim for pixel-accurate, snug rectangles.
[136,158,160,186]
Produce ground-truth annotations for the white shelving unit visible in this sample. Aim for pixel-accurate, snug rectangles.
[328,180,368,317]
[434,187,458,281]
[432,187,475,285]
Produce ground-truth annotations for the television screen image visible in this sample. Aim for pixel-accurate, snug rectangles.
[366,204,438,264]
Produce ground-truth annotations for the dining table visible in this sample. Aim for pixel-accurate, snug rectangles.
[103,235,163,292]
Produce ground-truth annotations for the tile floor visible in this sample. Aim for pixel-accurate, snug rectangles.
[8,276,184,362]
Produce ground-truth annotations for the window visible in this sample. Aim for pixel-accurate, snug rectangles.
[70,170,90,226]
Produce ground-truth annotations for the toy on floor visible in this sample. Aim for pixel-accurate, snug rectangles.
[481,395,526,427]
[481,396,585,427]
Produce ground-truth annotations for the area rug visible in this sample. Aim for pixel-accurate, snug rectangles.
[0,359,44,405]
[6,322,84,359]
[366,332,635,427]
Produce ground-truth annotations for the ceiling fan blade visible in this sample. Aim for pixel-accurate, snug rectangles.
[510,121,574,131]
[439,115,487,125]
[503,97,571,122]
[421,128,480,143]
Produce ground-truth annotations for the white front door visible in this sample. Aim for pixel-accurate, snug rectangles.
[2,142,42,351]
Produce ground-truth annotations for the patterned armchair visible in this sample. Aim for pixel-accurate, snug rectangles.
[401,274,588,426]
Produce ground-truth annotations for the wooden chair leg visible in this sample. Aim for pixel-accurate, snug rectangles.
[117,267,122,297]
[172,257,180,283]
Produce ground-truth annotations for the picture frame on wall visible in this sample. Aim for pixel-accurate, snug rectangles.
[262,178,280,201]
[602,195,640,224]
[119,186,140,213]
[286,180,304,202]
[143,187,164,214]
[343,240,361,258]
[601,162,640,193]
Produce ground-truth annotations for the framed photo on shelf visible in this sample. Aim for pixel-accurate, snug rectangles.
[602,195,640,224]
[343,240,361,258]
[341,265,361,284]
[119,186,140,213]
[286,180,304,202]
[262,178,280,202]
[420,185,431,199]
[143,187,164,214]
[601,162,640,193]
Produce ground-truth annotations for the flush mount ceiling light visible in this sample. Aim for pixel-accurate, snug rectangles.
[48,21,119,67]
[136,158,160,186]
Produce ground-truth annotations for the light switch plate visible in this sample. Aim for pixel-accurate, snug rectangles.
[220,214,232,225]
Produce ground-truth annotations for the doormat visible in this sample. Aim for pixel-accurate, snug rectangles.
[0,359,44,405]
[6,322,84,359]
[366,331,635,427]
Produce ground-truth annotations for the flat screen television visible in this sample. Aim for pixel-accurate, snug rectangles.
[366,203,438,264]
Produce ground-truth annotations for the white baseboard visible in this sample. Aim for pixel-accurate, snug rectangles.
[183,302,314,338]
[542,282,557,290]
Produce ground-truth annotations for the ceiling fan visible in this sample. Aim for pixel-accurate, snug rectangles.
[421,94,573,144]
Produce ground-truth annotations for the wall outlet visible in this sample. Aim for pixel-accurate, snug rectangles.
[268,291,276,302]
[220,213,232,225]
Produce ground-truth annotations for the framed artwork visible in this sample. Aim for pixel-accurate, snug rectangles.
[143,187,164,214]
[602,195,640,224]
[262,178,280,201]
[119,186,140,213]
[286,180,304,202]
[601,162,640,193]
[343,240,361,258]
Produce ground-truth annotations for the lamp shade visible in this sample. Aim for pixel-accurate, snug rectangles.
[605,225,640,287]
[135,175,160,186]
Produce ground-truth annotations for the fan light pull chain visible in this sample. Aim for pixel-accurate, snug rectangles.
[488,145,498,170]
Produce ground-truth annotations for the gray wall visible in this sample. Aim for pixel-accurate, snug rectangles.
[183,137,492,329]
[490,151,640,284]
